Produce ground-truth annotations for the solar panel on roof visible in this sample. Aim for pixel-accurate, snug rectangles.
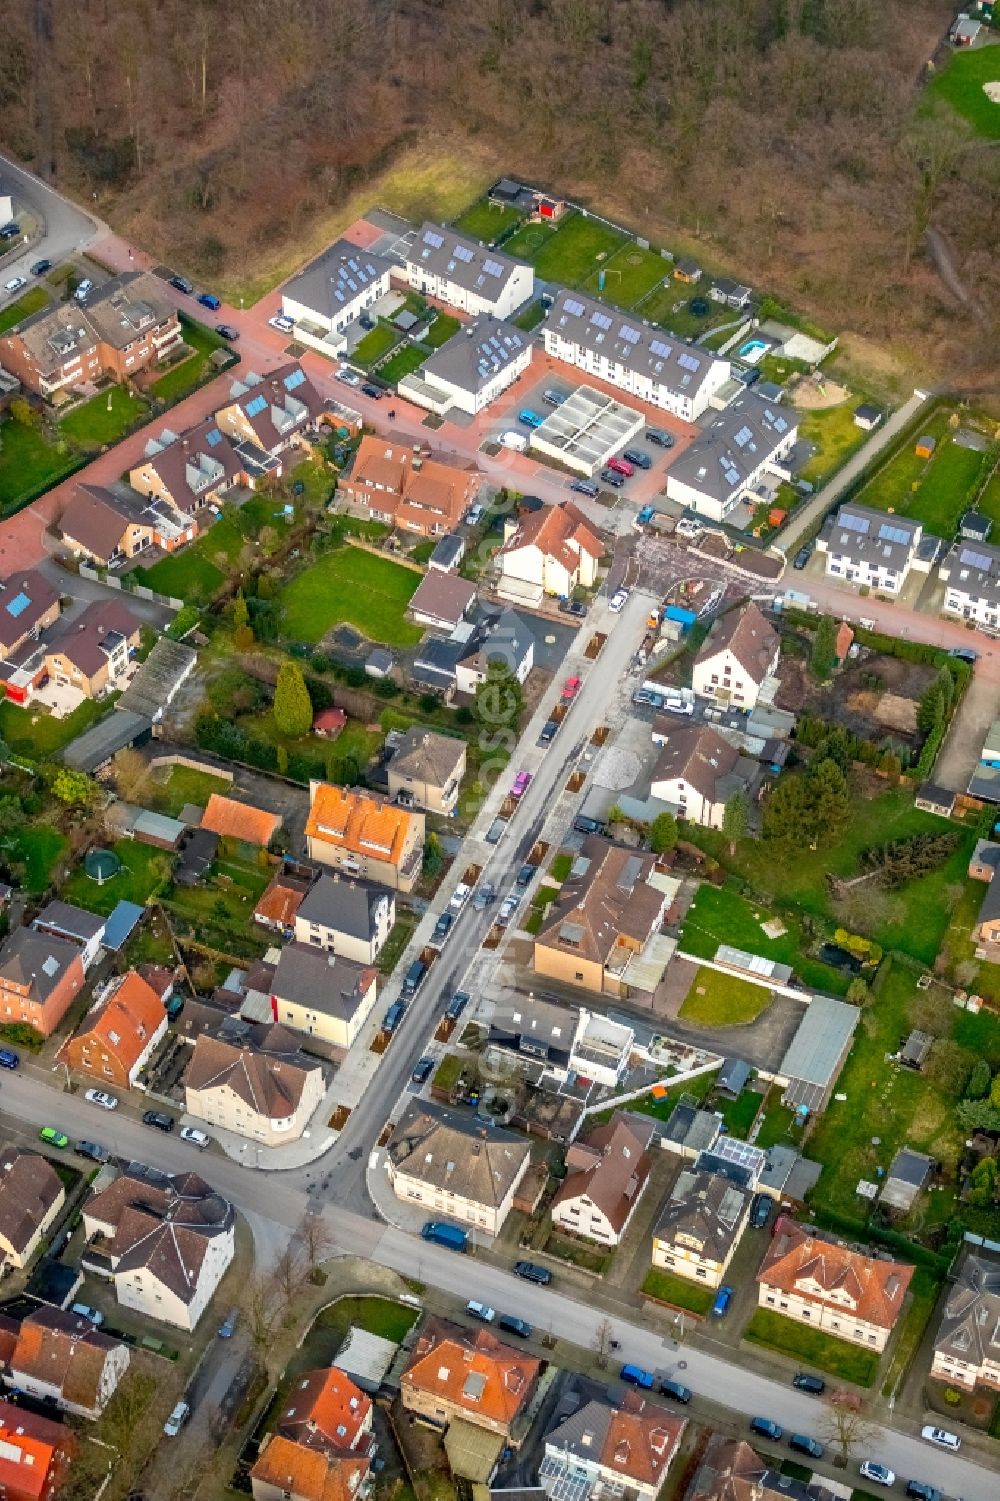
[772,413,788,432]
[678,351,701,372]
[348,258,360,272]
[590,311,612,330]
[960,547,993,570]
[839,511,869,534]
[4,592,30,619]
[563,297,586,317]
[483,258,506,278]
[245,394,268,417]
[878,523,910,545]
[205,428,222,446]
[284,369,306,391]
[453,244,474,263]
[733,425,753,448]
[620,324,640,343]
[334,289,345,302]
[423,229,444,249]
[650,338,673,360]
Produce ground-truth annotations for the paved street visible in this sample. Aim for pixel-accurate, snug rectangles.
[0,147,98,297]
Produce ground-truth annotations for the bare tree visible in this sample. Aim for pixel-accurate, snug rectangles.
[821,1391,876,1468]
[272,1241,307,1314]
[242,1272,281,1360]
[299,1209,335,1277]
[593,1317,615,1369]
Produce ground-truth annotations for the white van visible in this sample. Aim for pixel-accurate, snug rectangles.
[501,431,528,452]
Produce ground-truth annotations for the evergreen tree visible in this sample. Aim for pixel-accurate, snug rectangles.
[273,660,312,739]
[722,791,750,852]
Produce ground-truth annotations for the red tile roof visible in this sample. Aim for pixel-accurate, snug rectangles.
[65,969,165,1080]
[758,1218,913,1331]
[251,1435,369,1501]
[402,1324,539,1429]
[278,1366,371,1453]
[201,793,281,846]
[0,1399,72,1501]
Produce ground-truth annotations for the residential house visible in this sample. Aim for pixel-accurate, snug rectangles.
[200,793,282,847]
[817,503,928,595]
[9,1307,129,1421]
[185,1029,325,1145]
[498,500,602,606]
[930,1254,1000,1392]
[129,415,244,521]
[386,1104,531,1234]
[387,727,466,815]
[214,364,326,470]
[551,1113,654,1247]
[691,603,780,711]
[454,608,535,693]
[0,271,181,400]
[401,224,534,319]
[938,538,1000,630]
[757,1217,913,1351]
[487,994,583,1079]
[42,599,140,700]
[305,783,425,893]
[281,238,393,354]
[340,437,480,536]
[274,1365,374,1455]
[0,1146,64,1271]
[542,289,730,422]
[82,1166,235,1331]
[408,571,476,632]
[651,1169,751,1288]
[0,1400,74,1501]
[251,1438,370,1501]
[63,969,167,1089]
[32,900,105,971]
[650,724,756,829]
[398,315,533,418]
[58,483,193,566]
[540,1393,685,1501]
[401,1321,540,1438]
[254,871,313,936]
[293,875,394,965]
[534,839,669,996]
[0,928,86,1037]
[665,392,799,522]
[270,944,378,1050]
[685,1433,837,1501]
[0,570,61,664]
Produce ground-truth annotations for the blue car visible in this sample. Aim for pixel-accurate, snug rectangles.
[197,292,221,310]
[518,409,544,429]
[750,1418,783,1441]
[711,1285,733,1318]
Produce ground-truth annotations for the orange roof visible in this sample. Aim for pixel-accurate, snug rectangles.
[0,1400,71,1501]
[67,970,165,1075]
[501,500,603,573]
[603,1392,685,1485]
[347,437,477,530]
[278,1366,371,1452]
[402,1325,539,1429]
[758,1218,913,1331]
[306,784,418,868]
[201,793,281,846]
[254,874,310,928]
[251,1435,369,1501]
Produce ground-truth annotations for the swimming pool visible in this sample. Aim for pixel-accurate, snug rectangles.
[737,338,770,365]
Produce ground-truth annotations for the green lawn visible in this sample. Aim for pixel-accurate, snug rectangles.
[854,409,951,515]
[634,282,728,339]
[549,852,573,882]
[277,544,423,646]
[451,198,525,241]
[151,765,231,817]
[505,210,628,288]
[60,840,172,916]
[744,1308,880,1387]
[754,1093,799,1150]
[423,312,462,349]
[148,317,229,403]
[925,44,1000,138]
[5,824,67,894]
[0,285,51,335]
[796,399,870,486]
[238,711,382,781]
[378,344,429,385]
[680,966,775,1026]
[716,1088,763,1137]
[352,322,400,366]
[756,352,812,387]
[892,433,989,536]
[679,884,850,995]
[514,300,548,331]
[0,694,112,759]
[135,495,300,603]
[976,464,1000,528]
[641,1267,714,1315]
[313,1294,419,1344]
[137,547,225,604]
[58,386,150,447]
[580,240,668,306]
[0,414,81,513]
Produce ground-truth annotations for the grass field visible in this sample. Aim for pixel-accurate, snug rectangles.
[136,493,302,602]
[754,1093,799,1150]
[744,1308,880,1387]
[424,312,461,348]
[796,399,869,486]
[894,434,989,536]
[0,414,81,513]
[514,300,548,331]
[641,1267,714,1315]
[680,885,850,995]
[505,210,627,288]
[352,322,401,366]
[138,543,226,604]
[239,710,382,781]
[854,409,951,515]
[149,318,229,403]
[0,695,111,758]
[636,282,729,339]
[59,386,150,447]
[451,198,524,241]
[378,344,429,385]
[0,285,50,335]
[60,840,172,916]
[6,824,67,894]
[716,1088,763,1136]
[679,966,774,1026]
[580,240,667,304]
[278,543,423,646]
[151,765,231,817]
[925,44,1000,138]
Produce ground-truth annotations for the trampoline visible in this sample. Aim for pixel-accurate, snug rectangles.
[84,848,121,883]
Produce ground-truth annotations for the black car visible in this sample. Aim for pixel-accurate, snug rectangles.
[792,544,813,570]
[497,1314,533,1338]
[622,449,652,470]
[600,468,625,489]
[750,1418,782,1441]
[75,1140,110,1164]
[559,599,587,618]
[513,1260,552,1286]
[538,719,559,747]
[658,1378,692,1404]
[30,259,52,276]
[168,275,194,294]
[645,428,675,448]
[788,1435,824,1460]
[570,480,599,497]
[142,1110,175,1133]
[433,912,454,943]
[949,646,978,664]
[573,815,603,835]
[0,222,20,240]
[750,1193,773,1230]
[904,1483,942,1501]
[792,1372,825,1395]
[215,323,240,341]
[516,863,535,888]
[361,382,384,400]
[446,991,470,1020]
[411,1057,434,1085]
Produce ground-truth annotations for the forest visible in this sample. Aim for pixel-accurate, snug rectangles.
[1,0,997,394]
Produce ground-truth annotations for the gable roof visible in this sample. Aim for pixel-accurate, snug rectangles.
[825,502,921,572]
[132,413,243,514]
[409,570,477,627]
[0,569,60,651]
[305,784,420,868]
[651,724,740,803]
[220,363,325,451]
[44,598,140,678]
[59,484,151,560]
[536,838,664,966]
[402,1321,539,1427]
[552,1113,654,1233]
[696,603,778,685]
[388,1105,530,1208]
[0,927,82,1003]
[201,793,281,846]
[255,872,313,928]
[666,390,796,505]
[251,1434,370,1501]
[86,1166,233,1307]
[347,437,476,531]
[0,1399,71,1501]
[654,1168,750,1263]
[758,1218,913,1331]
[0,1146,63,1258]
[546,1392,685,1488]
[420,316,531,396]
[81,271,177,349]
[457,607,534,678]
[391,727,466,790]
[186,1032,320,1120]
[934,1254,1000,1369]
[277,1366,371,1452]
[500,500,602,573]
[11,1307,125,1413]
[296,875,390,940]
[284,238,392,319]
[404,223,527,300]
[271,943,376,1021]
[33,900,106,946]
[69,969,165,1073]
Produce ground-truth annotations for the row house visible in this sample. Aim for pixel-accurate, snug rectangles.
[400,223,534,319]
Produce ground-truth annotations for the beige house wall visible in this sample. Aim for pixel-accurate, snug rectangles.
[388,1154,528,1236]
[533,942,605,995]
[113,1225,234,1331]
[0,1184,65,1270]
[275,977,378,1050]
[757,1283,893,1351]
[185,1069,325,1145]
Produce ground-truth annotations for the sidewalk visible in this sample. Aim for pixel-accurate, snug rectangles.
[200,1072,340,1171]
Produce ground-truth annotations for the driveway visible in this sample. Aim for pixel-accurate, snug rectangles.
[935,666,999,792]
[36,557,176,629]
[0,148,99,302]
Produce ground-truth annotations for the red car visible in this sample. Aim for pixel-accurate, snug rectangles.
[608,456,635,478]
[561,676,582,701]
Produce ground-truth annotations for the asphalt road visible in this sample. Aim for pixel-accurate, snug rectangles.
[0,147,98,301]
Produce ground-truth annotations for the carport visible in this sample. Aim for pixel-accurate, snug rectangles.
[529,385,645,476]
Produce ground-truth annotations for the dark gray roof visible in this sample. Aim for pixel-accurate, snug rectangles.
[941,538,1000,613]
[488,995,579,1069]
[404,222,527,300]
[654,1168,750,1262]
[283,238,392,320]
[459,607,534,676]
[824,502,921,573]
[717,1057,751,1096]
[62,708,152,772]
[546,287,726,402]
[662,1102,721,1154]
[778,995,860,1111]
[545,1399,613,1462]
[421,316,530,396]
[295,875,389,940]
[934,1255,1000,1369]
[0,928,81,1001]
[666,390,796,505]
[271,942,374,1020]
[33,900,105,944]
[119,638,196,719]
[412,636,466,687]
[978,875,1000,926]
[854,403,881,423]
[888,1147,933,1187]
[429,533,465,570]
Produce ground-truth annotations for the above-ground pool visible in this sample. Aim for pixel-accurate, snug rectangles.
[737,338,770,365]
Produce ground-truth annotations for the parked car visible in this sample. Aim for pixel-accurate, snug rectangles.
[622,449,652,470]
[168,275,195,294]
[215,323,239,341]
[608,456,635,478]
[142,1110,175,1133]
[645,428,675,448]
[432,911,454,944]
[218,1310,238,1338]
[466,1301,495,1323]
[516,863,535,888]
[949,647,978,665]
[511,770,532,798]
[465,503,485,525]
[73,278,94,302]
[383,1000,408,1032]
[0,1049,20,1070]
[497,894,520,927]
[70,1303,104,1327]
[609,588,629,613]
[904,1483,941,1501]
[180,1126,210,1149]
[518,408,544,428]
[446,991,471,1018]
[662,696,694,716]
[401,959,426,998]
[559,598,587,618]
[4,276,27,295]
[269,314,294,333]
[39,1127,69,1149]
[750,1193,773,1230]
[30,259,52,276]
[570,480,599,497]
[542,389,566,406]
[361,382,384,399]
[788,1435,824,1460]
[792,543,813,570]
[562,676,582,701]
[573,816,604,835]
[620,1364,656,1389]
[197,291,221,310]
[513,1260,551,1285]
[85,1089,118,1112]
[498,1315,533,1339]
[411,1057,434,1085]
[711,1285,733,1318]
[750,1418,782,1441]
[538,719,560,747]
[658,1378,692,1404]
[164,1401,191,1437]
[675,517,702,538]
[0,222,20,240]
[859,1462,895,1488]
[74,1140,109,1164]
[792,1372,825,1395]
[600,468,625,489]
[919,1426,960,1450]
[335,366,360,385]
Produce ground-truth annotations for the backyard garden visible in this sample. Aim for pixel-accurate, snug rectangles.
[851,405,1000,537]
[277,543,423,647]
[148,316,231,403]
